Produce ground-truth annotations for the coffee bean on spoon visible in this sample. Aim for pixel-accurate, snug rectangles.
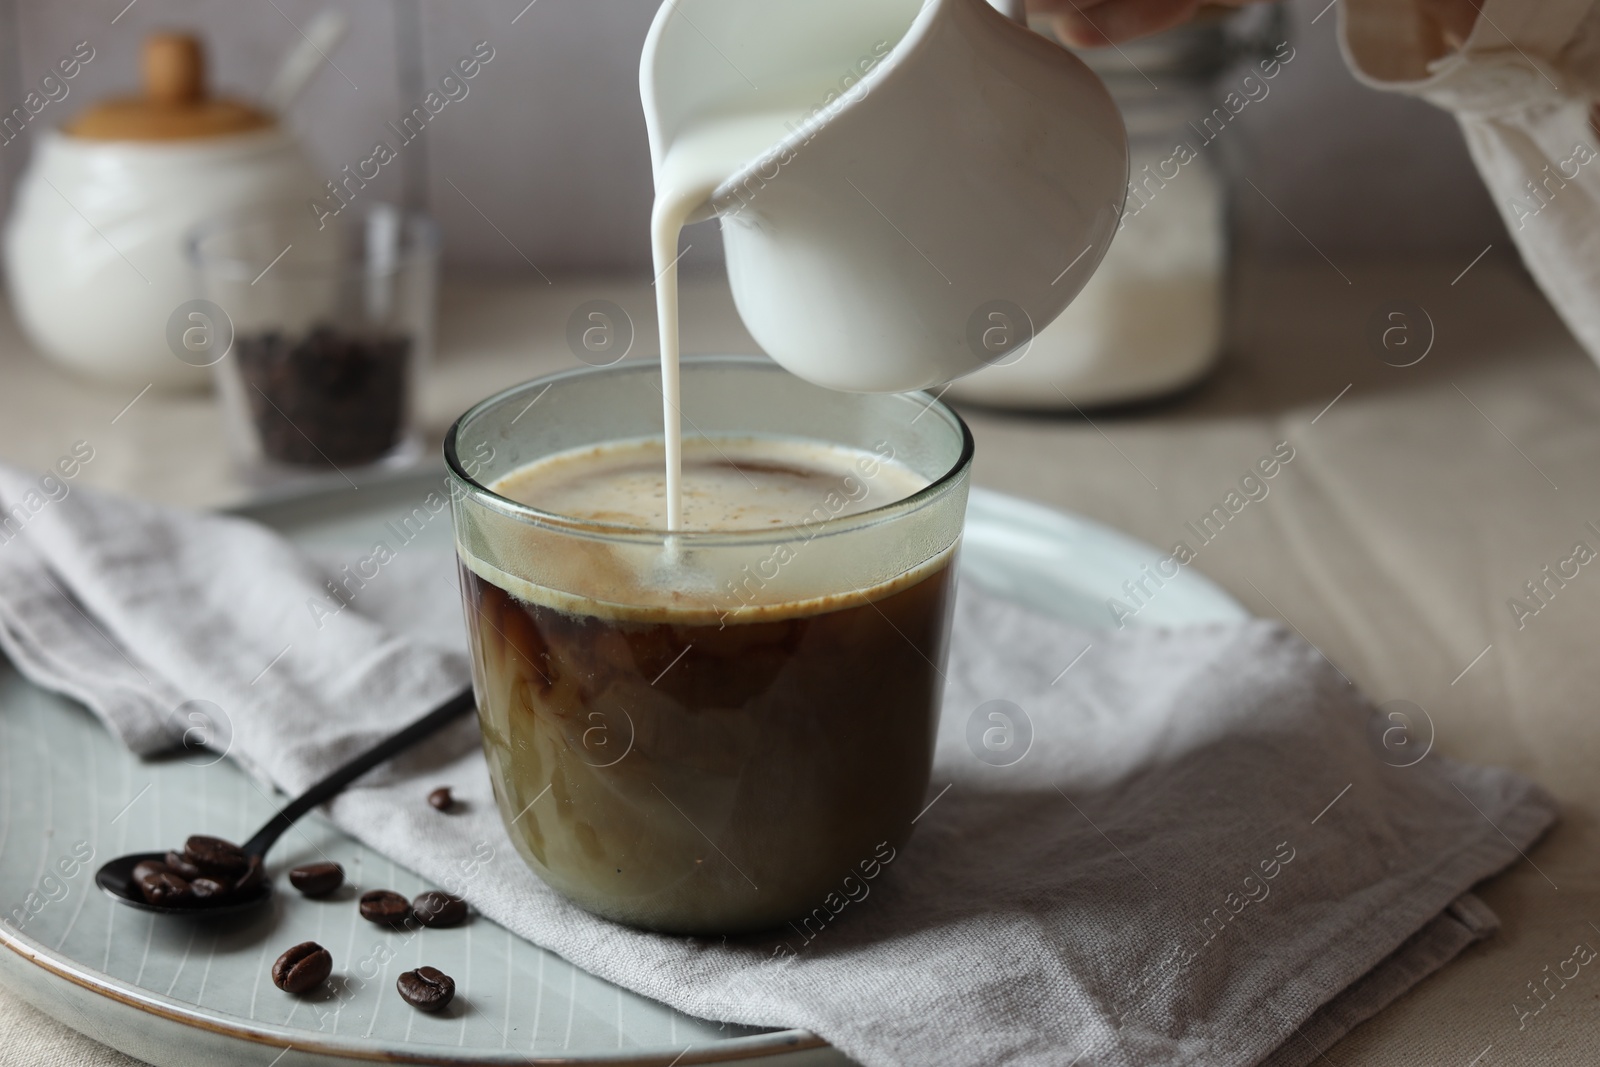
[189,877,232,903]
[164,850,202,880]
[184,835,248,878]
[428,787,454,812]
[396,966,455,1012]
[272,941,333,994]
[289,862,344,898]
[137,870,192,907]
[359,889,412,926]
[412,891,467,928]
[131,859,169,884]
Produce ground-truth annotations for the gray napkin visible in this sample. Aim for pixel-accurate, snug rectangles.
[0,467,1556,1067]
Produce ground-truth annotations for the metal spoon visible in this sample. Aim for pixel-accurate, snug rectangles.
[95,688,476,918]
[263,9,349,115]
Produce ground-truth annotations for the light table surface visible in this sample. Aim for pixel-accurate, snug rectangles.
[2,256,1597,1064]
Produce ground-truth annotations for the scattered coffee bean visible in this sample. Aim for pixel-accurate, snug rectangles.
[189,877,232,903]
[136,870,192,907]
[289,862,345,898]
[131,859,169,884]
[272,941,333,995]
[164,850,202,880]
[427,787,454,812]
[411,891,467,929]
[359,889,412,927]
[184,835,248,878]
[396,966,455,1012]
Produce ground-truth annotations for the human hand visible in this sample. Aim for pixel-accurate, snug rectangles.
[1416,0,1478,53]
[1025,0,1268,47]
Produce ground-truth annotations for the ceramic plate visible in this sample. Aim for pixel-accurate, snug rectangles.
[0,474,1244,1067]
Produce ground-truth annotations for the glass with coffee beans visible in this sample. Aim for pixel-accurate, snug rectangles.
[190,202,437,485]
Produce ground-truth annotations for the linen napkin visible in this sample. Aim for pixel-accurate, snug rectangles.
[0,466,1556,1067]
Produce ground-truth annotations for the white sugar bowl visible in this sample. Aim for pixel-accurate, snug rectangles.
[3,33,321,391]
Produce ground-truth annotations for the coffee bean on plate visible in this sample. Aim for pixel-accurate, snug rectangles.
[428,787,454,812]
[289,862,345,898]
[184,835,248,878]
[359,889,412,926]
[396,966,455,1012]
[412,891,467,928]
[272,941,333,994]
[136,870,192,907]
[164,850,202,880]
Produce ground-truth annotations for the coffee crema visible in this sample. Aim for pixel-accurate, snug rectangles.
[492,435,924,534]
[461,437,940,623]
[457,437,956,933]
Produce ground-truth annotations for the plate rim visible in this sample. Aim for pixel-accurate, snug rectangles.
[964,485,1247,624]
[0,926,829,1066]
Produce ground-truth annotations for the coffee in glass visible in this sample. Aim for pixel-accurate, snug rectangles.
[447,357,971,934]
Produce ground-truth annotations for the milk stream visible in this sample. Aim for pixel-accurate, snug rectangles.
[650,109,802,530]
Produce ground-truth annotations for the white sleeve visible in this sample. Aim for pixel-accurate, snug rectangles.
[1340,0,1600,362]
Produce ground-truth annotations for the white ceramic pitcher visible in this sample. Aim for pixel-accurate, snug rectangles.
[642,0,1128,393]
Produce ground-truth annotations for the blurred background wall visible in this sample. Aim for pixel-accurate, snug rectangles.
[0,0,1507,278]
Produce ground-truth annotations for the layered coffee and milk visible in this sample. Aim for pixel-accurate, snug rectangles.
[457,437,955,933]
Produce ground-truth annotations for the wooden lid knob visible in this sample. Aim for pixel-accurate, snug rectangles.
[65,31,273,141]
[143,33,206,106]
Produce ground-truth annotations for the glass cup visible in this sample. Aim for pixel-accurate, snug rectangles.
[189,201,437,484]
[445,356,972,934]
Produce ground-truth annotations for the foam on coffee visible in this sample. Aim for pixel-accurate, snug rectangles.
[492,435,925,532]
[456,436,943,624]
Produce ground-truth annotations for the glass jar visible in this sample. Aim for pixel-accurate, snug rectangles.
[948,9,1285,409]
[189,201,437,485]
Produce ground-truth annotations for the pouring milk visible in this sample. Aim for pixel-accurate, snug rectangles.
[651,111,801,530]
[643,0,1128,527]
